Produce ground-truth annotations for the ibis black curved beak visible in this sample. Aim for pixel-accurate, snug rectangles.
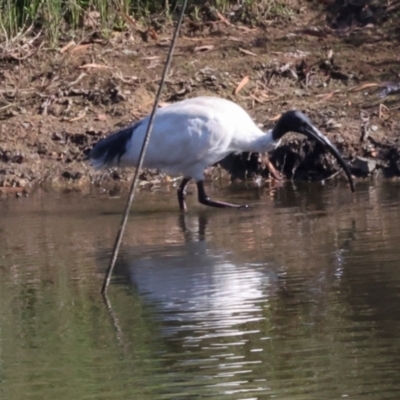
[273,110,355,193]
[303,124,355,192]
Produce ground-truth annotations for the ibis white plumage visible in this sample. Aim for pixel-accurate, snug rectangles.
[89,96,354,210]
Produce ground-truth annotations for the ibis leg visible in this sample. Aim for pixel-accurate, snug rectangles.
[177,177,191,211]
[196,181,248,209]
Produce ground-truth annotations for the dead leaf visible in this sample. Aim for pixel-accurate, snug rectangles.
[158,38,171,46]
[113,72,138,84]
[60,40,76,53]
[238,48,257,56]
[268,113,282,122]
[147,60,159,69]
[194,45,214,53]
[266,158,282,180]
[327,49,333,59]
[84,10,100,29]
[69,111,87,122]
[236,26,256,32]
[70,72,87,86]
[234,76,249,95]
[250,94,265,104]
[141,56,160,60]
[370,150,378,158]
[348,82,378,92]
[118,11,136,27]
[216,11,232,26]
[96,114,107,121]
[315,91,336,103]
[249,93,273,104]
[181,36,208,42]
[71,44,92,53]
[79,63,111,70]
[259,155,282,180]
[379,104,390,120]
[147,28,158,41]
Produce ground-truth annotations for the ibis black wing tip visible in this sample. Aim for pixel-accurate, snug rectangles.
[88,121,142,169]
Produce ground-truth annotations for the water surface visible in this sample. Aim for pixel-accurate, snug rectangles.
[1,181,400,399]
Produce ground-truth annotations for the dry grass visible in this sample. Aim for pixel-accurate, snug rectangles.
[0,0,293,45]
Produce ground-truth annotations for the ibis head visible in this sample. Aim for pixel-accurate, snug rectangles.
[272,110,354,193]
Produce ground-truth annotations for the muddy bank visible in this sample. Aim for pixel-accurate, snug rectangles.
[1,13,400,196]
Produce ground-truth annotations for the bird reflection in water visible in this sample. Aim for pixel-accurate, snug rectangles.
[114,213,283,340]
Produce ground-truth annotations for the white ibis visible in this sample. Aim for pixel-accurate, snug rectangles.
[89,96,354,210]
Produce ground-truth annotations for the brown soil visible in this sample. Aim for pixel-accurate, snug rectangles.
[1,9,400,197]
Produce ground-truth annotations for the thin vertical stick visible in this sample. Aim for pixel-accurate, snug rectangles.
[101,0,187,294]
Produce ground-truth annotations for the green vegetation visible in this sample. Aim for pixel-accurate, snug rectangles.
[0,0,291,44]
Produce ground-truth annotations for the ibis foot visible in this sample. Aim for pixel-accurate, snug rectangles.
[197,181,245,209]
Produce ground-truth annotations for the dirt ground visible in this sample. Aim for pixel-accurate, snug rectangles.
[1,8,400,197]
